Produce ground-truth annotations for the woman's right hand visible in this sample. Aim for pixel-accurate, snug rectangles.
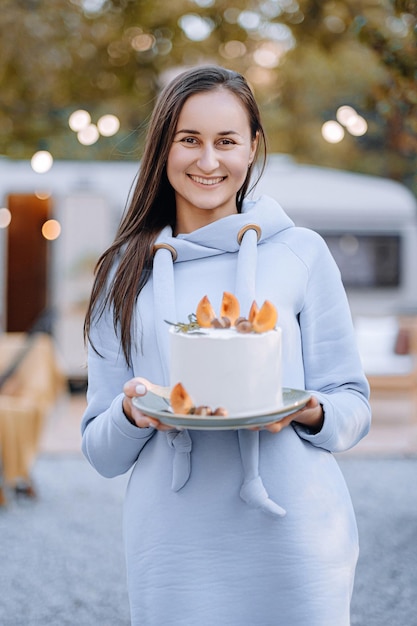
[122,377,174,431]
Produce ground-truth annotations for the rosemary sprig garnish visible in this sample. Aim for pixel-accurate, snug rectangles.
[165,313,204,333]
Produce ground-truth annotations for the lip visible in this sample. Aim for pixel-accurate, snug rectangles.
[188,174,226,186]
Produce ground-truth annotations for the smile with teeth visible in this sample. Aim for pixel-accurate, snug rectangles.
[188,175,226,186]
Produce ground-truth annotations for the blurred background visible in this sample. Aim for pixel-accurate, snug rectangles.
[0,3,416,623]
[0,0,416,183]
[0,0,416,381]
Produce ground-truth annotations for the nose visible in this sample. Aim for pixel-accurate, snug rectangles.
[196,145,219,172]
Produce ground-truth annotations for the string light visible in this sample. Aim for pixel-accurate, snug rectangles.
[41,219,61,240]
[31,151,54,173]
[321,121,345,143]
[0,208,12,229]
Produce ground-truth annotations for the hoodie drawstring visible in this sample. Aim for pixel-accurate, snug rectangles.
[236,226,286,518]
[153,239,192,491]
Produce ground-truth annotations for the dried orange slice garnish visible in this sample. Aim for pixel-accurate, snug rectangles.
[252,300,278,333]
[220,292,240,326]
[248,300,259,323]
[170,382,194,415]
[196,295,216,328]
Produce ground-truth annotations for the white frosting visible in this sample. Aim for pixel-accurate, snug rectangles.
[169,326,282,416]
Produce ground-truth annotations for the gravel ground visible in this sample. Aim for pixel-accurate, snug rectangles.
[341,456,417,626]
[0,454,416,626]
[0,456,130,626]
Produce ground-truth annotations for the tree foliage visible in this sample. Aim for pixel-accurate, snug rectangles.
[0,0,415,192]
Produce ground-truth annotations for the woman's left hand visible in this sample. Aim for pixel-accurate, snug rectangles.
[262,395,324,434]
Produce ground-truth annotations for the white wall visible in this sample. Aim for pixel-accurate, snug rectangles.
[52,193,115,378]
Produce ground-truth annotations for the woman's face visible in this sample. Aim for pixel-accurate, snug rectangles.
[167,89,258,234]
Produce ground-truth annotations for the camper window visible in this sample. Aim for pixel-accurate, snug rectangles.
[323,233,400,289]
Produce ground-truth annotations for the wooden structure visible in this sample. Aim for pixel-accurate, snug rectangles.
[365,316,417,423]
[0,332,65,504]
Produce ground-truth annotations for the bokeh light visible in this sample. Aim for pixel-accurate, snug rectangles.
[192,0,215,6]
[81,0,106,15]
[223,8,240,23]
[324,15,346,33]
[69,110,91,132]
[35,191,52,200]
[0,208,12,229]
[321,121,345,143]
[31,150,54,173]
[41,219,61,240]
[336,105,358,127]
[178,14,214,41]
[131,33,155,52]
[238,10,261,31]
[219,40,247,59]
[345,115,368,136]
[336,106,368,136]
[77,124,99,145]
[253,42,285,68]
[97,114,120,137]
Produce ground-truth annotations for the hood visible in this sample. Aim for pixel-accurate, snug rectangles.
[153,195,294,263]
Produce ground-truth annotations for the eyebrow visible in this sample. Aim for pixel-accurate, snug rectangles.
[175,129,241,136]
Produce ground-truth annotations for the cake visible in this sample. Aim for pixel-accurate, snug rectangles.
[168,293,283,417]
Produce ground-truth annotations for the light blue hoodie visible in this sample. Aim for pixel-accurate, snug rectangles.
[82,195,370,626]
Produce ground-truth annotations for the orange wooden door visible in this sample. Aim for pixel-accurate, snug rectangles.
[6,193,51,332]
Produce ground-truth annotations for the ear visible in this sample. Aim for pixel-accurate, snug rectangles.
[249,131,259,165]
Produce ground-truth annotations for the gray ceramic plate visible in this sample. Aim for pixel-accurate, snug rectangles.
[132,388,311,430]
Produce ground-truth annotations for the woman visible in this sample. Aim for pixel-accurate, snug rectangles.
[82,65,371,625]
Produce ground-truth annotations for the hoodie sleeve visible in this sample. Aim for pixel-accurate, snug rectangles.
[81,307,155,478]
[290,229,371,453]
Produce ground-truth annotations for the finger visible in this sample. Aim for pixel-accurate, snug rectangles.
[290,396,318,415]
[264,413,294,433]
[131,406,175,432]
[123,377,148,398]
[140,416,175,432]
[129,407,159,429]
[286,396,319,421]
[305,396,319,410]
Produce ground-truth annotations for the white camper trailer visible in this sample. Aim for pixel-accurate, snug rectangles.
[1,155,416,383]
[253,155,417,316]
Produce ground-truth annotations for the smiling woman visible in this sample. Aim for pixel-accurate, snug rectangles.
[167,89,258,233]
[81,65,370,626]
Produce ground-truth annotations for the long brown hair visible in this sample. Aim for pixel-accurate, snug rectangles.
[84,65,267,365]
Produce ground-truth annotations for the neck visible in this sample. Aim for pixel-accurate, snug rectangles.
[174,205,238,236]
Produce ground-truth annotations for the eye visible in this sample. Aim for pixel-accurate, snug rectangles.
[217,138,236,147]
[180,136,199,145]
